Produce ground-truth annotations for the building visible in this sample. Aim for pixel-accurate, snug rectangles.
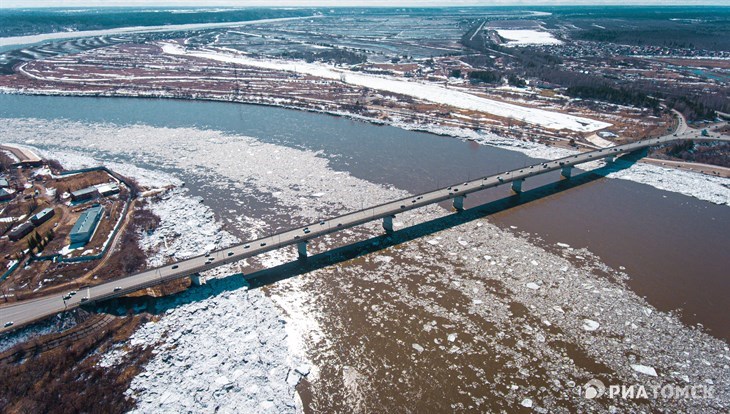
[30,207,55,226]
[9,222,33,242]
[0,144,43,167]
[70,186,99,202]
[0,188,13,202]
[0,177,8,188]
[97,182,120,197]
[69,205,104,245]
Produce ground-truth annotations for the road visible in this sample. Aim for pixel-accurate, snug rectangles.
[1,130,727,332]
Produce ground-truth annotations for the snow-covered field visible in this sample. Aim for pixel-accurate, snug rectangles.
[0,15,320,48]
[161,43,611,133]
[496,29,564,46]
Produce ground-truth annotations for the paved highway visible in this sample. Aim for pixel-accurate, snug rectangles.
[1,131,727,332]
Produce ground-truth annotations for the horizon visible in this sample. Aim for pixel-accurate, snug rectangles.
[3,1,730,10]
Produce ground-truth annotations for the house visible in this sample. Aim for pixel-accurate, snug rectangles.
[70,186,99,202]
[69,205,104,245]
[30,207,55,226]
[96,182,120,197]
[9,222,33,241]
[0,188,13,202]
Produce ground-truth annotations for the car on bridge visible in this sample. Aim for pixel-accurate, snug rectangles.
[4,321,13,328]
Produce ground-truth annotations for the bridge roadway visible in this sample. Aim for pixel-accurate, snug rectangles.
[1,131,727,332]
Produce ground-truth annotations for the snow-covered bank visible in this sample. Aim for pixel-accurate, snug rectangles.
[0,15,321,48]
[495,29,563,46]
[161,43,611,133]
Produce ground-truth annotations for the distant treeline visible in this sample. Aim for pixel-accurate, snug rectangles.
[663,140,730,168]
[566,85,660,109]
[573,24,730,52]
[467,70,526,87]
[280,49,367,65]
[460,20,726,120]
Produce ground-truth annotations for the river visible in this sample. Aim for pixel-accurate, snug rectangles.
[1,93,728,339]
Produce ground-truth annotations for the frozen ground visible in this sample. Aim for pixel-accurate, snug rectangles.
[0,117,726,411]
[496,29,564,46]
[0,311,77,353]
[0,16,321,48]
[161,43,611,133]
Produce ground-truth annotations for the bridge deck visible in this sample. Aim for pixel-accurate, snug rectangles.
[1,132,727,331]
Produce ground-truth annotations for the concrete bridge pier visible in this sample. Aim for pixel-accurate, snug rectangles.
[190,273,207,286]
[560,165,572,179]
[383,215,395,233]
[630,148,649,158]
[453,195,465,211]
[297,240,308,259]
[511,179,524,194]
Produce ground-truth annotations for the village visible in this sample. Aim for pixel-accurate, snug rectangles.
[0,144,151,303]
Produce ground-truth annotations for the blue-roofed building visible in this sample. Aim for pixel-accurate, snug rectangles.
[69,205,104,245]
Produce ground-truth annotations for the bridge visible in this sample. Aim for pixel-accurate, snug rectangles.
[1,127,727,332]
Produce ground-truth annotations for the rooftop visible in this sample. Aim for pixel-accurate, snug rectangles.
[70,205,104,237]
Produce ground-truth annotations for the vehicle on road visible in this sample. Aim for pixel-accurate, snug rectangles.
[69,291,76,296]
[4,321,13,328]
[80,297,89,302]
[63,294,71,300]
[172,265,179,269]
[114,286,122,292]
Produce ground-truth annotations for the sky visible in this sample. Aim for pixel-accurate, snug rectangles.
[1,0,728,8]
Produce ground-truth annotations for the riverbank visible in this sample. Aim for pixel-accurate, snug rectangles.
[1,90,728,205]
